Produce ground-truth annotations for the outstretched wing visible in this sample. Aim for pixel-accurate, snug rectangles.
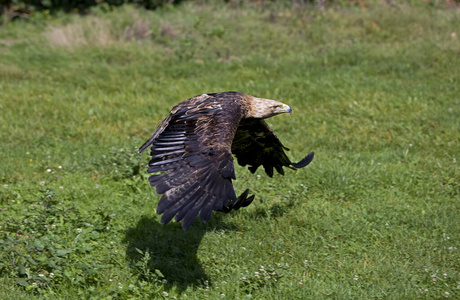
[231,119,314,177]
[140,94,248,231]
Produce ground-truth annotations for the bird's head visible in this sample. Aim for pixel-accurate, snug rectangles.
[247,96,292,119]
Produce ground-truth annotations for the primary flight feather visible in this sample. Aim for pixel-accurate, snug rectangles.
[139,91,314,231]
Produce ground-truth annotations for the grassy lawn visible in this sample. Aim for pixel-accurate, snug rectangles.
[0,1,459,299]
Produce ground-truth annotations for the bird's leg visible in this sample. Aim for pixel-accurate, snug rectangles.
[218,189,255,213]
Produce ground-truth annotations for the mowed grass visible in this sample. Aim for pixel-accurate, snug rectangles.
[0,2,459,299]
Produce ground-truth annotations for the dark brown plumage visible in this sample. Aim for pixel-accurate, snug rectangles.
[139,91,314,231]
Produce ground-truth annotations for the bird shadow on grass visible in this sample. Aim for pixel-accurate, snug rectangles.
[123,214,238,292]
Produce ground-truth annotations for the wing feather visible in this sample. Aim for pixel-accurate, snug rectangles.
[140,93,245,231]
[232,119,314,177]
[198,194,215,222]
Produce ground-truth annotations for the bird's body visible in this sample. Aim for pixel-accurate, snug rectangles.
[139,92,314,230]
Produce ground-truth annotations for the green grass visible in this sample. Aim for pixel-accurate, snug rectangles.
[0,1,459,299]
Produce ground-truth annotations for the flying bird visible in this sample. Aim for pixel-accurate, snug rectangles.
[139,92,314,231]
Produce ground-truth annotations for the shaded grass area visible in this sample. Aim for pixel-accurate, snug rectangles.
[0,2,459,299]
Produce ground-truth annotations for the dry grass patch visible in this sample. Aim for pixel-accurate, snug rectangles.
[45,12,153,48]
[125,19,152,41]
[45,17,116,48]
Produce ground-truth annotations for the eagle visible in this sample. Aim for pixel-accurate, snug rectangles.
[139,92,314,231]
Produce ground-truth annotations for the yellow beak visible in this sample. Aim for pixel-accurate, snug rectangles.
[275,104,292,114]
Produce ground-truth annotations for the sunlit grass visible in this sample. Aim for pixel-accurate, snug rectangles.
[0,1,459,299]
